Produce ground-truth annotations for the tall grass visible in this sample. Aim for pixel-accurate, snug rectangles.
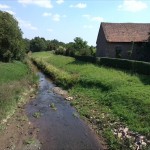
[0,60,37,122]
[32,52,150,149]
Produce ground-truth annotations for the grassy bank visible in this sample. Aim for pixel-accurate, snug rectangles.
[31,52,150,149]
[0,60,37,123]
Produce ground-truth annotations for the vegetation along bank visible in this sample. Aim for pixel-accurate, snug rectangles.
[31,51,150,150]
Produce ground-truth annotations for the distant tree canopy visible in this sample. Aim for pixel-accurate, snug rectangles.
[23,38,30,53]
[30,37,47,52]
[0,11,25,62]
[64,37,95,56]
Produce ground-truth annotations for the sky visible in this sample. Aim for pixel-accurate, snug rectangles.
[0,0,150,46]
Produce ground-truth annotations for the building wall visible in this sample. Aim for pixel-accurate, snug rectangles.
[96,26,108,57]
[96,26,137,59]
[106,42,132,59]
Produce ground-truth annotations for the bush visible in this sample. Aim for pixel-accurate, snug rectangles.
[74,55,96,63]
[55,46,66,55]
[97,57,150,75]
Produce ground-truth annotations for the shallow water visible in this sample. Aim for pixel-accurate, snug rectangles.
[26,72,103,150]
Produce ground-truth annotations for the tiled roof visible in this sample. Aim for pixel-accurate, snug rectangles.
[101,22,150,42]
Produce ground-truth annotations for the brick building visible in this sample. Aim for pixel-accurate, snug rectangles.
[96,22,150,60]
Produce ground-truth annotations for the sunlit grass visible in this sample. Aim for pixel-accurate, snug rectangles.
[32,52,150,149]
[0,60,37,122]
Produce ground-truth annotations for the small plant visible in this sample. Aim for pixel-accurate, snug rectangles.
[0,125,6,132]
[24,138,35,145]
[50,103,57,111]
[73,112,78,118]
[33,112,41,118]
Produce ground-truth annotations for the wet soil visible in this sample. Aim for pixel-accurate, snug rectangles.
[0,104,41,150]
[26,72,104,150]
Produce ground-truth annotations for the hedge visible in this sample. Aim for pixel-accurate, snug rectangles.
[74,55,96,63]
[97,57,150,75]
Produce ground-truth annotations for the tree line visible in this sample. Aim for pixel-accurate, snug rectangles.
[0,10,96,62]
[0,10,149,62]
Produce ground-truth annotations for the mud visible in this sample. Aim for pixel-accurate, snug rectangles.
[26,72,103,150]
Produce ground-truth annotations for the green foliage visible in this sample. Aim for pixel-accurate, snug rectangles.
[98,57,150,75]
[30,37,47,52]
[23,38,30,53]
[55,46,66,55]
[32,52,150,149]
[33,112,41,118]
[47,39,62,51]
[0,11,25,62]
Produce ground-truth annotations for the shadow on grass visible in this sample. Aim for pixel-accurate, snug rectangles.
[137,74,150,85]
[67,59,91,65]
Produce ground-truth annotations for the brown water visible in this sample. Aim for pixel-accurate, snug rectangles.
[26,72,103,150]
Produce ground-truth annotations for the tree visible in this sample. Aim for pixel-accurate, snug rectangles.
[65,42,75,56]
[0,11,25,62]
[30,37,47,52]
[73,37,89,56]
[23,38,30,53]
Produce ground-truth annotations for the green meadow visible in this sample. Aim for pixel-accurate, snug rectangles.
[31,52,150,149]
[0,61,36,122]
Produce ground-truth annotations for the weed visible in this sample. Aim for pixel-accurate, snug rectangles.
[50,103,57,111]
[24,138,35,145]
[33,112,41,118]
[73,112,78,118]
[0,125,6,132]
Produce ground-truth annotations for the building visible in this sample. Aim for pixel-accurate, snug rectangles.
[96,22,150,60]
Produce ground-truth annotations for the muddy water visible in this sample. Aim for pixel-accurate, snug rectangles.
[26,72,103,150]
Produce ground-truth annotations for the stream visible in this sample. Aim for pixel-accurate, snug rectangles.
[26,72,103,150]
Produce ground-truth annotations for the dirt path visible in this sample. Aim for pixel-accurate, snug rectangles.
[0,72,105,150]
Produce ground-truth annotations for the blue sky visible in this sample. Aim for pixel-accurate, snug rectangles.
[0,0,150,46]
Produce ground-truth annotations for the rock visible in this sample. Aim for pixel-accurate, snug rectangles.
[117,132,122,139]
[66,97,73,101]
[141,141,146,146]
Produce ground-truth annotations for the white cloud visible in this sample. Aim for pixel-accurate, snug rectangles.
[52,14,60,21]
[83,14,104,22]
[118,0,148,12]
[0,4,10,9]
[4,10,16,15]
[70,3,87,9]
[91,17,104,22]
[56,0,64,5]
[43,12,52,17]
[83,25,93,29]
[18,18,38,30]
[0,4,16,15]
[43,12,65,21]
[18,0,53,8]
[47,28,53,32]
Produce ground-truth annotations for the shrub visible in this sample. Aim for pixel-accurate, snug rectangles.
[74,55,96,63]
[98,57,150,75]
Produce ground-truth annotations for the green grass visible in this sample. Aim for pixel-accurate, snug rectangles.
[0,61,29,84]
[0,60,37,122]
[31,52,150,149]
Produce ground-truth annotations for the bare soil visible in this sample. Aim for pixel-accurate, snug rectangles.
[0,104,41,150]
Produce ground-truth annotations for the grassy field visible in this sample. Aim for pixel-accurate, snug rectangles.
[31,52,150,149]
[0,60,37,123]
